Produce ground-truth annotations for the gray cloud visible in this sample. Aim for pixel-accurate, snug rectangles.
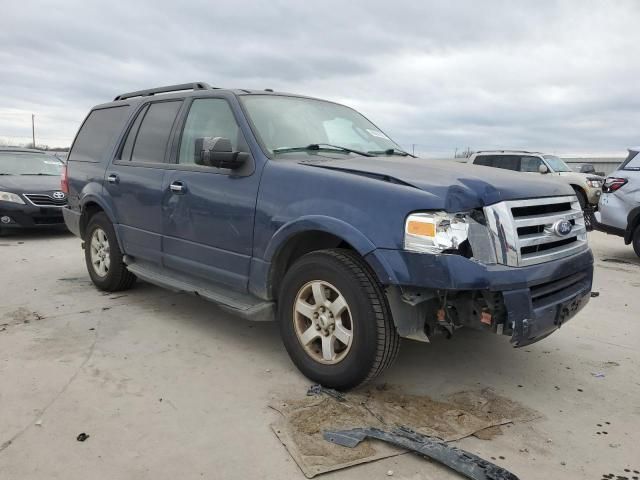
[0,0,638,155]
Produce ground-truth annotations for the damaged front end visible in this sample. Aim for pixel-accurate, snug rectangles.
[378,197,593,347]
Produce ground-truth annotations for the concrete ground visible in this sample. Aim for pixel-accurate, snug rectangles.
[0,229,639,480]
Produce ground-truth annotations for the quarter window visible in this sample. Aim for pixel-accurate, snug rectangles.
[68,106,128,162]
[179,99,244,165]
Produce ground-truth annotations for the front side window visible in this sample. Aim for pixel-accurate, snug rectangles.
[543,155,572,172]
[240,95,401,155]
[122,101,182,163]
[520,156,544,172]
[68,106,128,162]
[0,153,63,176]
[179,99,245,165]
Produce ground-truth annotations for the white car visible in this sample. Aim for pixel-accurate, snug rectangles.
[595,147,640,256]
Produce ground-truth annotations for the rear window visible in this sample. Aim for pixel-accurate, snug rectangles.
[68,106,128,163]
[621,150,640,171]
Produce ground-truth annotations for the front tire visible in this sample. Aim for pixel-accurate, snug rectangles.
[84,212,136,291]
[573,188,593,231]
[278,249,400,390]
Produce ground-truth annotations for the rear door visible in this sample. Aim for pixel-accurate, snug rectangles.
[105,100,183,264]
[161,96,259,291]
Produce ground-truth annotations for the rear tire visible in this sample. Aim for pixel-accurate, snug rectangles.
[84,212,136,291]
[633,226,640,258]
[278,249,400,390]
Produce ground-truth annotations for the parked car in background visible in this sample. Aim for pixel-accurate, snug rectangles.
[467,150,603,228]
[594,147,640,256]
[0,147,67,235]
[63,83,593,389]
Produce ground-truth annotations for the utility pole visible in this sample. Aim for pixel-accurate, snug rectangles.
[31,114,36,149]
[412,144,416,155]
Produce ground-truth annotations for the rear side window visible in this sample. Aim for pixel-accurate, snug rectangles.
[121,101,182,163]
[480,155,521,171]
[474,155,521,170]
[68,106,128,162]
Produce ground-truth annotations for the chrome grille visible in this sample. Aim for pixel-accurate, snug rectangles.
[24,193,67,207]
[484,195,588,267]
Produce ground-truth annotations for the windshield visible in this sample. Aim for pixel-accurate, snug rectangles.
[543,155,572,172]
[0,153,64,175]
[240,95,402,156]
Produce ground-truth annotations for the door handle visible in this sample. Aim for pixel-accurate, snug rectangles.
[170,181,186,194]
[107,174,119,184]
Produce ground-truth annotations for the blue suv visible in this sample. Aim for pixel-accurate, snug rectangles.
[63,83,594,389]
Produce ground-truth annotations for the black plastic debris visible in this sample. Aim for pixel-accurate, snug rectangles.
[76,433,90,442]
[324,426,519,480]
[591,291,600,298]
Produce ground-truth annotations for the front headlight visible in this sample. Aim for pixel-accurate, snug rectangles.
[0,191,25,204]
[587,179,602,188]
[404,212,470,254]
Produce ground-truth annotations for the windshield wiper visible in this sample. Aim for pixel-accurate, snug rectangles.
[273,143,373,157]
[368,148,415,157]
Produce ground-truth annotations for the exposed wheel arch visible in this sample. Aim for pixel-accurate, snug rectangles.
[269,230,358,300]
[80,202,104,240]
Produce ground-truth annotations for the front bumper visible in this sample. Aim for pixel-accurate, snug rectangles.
[0,202,66,229]
[585,186,602,206]
[367,248,593,346]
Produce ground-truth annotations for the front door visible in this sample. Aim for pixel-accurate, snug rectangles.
[105,100,183,264]
[161,97,260,291]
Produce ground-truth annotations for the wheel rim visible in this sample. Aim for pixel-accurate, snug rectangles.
[293,280,354,365]
[90,227,111,278]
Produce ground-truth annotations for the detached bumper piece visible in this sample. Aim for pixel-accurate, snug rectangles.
[324,426,519,480]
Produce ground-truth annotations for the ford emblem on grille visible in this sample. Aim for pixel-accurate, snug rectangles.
[554,219,573,236]
[52,191,66,200]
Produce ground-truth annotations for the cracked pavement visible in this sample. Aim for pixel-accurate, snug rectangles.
[0,229,639,480]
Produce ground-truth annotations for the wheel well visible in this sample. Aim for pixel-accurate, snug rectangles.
[269,231,356,299]
[80,202,104,239]
[570,184,586,198]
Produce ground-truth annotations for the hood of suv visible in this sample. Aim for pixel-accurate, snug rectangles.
[301,156,572,210]
[0,175,62,193]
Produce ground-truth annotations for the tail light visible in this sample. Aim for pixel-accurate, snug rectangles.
[61,163,69,193]
[602,177,627,193]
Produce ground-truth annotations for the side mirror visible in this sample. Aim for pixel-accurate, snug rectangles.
[538,164,549,174]
[195,137,248,169]
[580,164,596,174]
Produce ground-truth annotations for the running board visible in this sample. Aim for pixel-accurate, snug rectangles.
[125,260,274,321]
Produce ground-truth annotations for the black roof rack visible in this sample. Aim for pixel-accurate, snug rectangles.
[475,149,538,154]
[114,82,213,101]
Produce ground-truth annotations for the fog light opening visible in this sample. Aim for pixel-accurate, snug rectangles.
[1,216,12,224]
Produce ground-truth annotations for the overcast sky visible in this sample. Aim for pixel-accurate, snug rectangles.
[1,0,638,156]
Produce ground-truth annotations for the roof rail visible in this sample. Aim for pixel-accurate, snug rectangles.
[475,150,537,154]
[114,82,212,101]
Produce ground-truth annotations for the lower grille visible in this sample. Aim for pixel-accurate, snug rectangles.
[24,193,67,207]
[33,216,64,225]
[530,271,588,308]
[484,195,588,267]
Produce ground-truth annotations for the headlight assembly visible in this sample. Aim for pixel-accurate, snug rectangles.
[0,191,25,205]
[586,179,602,188]
[404,212,470,254]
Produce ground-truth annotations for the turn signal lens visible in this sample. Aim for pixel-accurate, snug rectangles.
[407,220,435,237]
